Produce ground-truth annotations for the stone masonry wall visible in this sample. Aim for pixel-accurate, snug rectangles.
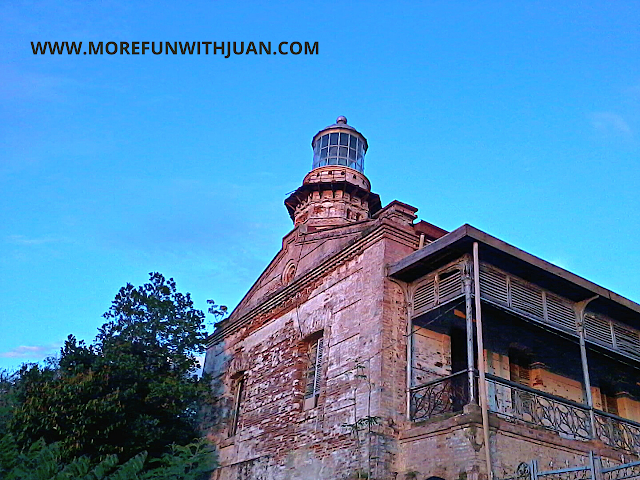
[206,238,402,479]
[204,201,422,480]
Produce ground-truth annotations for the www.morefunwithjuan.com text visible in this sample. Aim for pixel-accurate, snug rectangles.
[31,41,319,57]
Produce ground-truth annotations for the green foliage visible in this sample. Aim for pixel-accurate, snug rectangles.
[206,300,228,325]
[142,437,215,480]
[0,371,18,437]
[0,434,215,480]
[0,433,19,477]
[9,361,126,459]
[341,416,381,437]
[8,273,215,462]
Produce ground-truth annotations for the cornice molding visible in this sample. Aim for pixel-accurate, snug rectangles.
[206,220,418,346]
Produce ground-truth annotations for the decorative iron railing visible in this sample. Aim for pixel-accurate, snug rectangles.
[601,459,640,480]
[409,370,469,421]
[485,374,592,441]
[595,410,640,455]
[410,372,640,455]
[535,465,594,480]
[502,462,534,480]
[501,456,640,480]
[502,457,595,480]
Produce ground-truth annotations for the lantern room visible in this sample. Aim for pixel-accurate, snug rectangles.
[311,116,367,173]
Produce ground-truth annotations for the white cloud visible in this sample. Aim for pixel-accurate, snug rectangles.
[5,234,67,246]
[589,112,632,136]
[0,343,61,359]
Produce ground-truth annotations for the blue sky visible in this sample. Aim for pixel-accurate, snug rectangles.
[1,1,638,370]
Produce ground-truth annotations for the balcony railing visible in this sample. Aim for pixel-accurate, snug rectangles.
[594,409,640,454]
[410,372,640,455]
[485,374,592,441]
[409,370,469,422]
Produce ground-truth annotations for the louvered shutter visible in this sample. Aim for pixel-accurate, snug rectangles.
[612,323,640,359]
[305,337,324,398]
[438,270,463,304]
[413,277,436,316]
[479,264,509,305]
[510,278,545,321]
[584,314,614,348]
[314,337,324,394]
[545,294,577,332]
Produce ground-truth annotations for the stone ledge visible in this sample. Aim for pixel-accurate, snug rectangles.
[400,408,640,461]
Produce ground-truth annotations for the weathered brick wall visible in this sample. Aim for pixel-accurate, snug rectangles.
[203,200,422,480]
[398,412,486,480]
[530,368,583,403]
[412,328,452,385]
[206,239,402,479]
[229,221,371,319]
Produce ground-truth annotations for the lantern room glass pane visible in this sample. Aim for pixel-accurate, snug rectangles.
[311,132,366,173]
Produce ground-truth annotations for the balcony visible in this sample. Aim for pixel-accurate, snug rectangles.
[409,372,640,455]
[409,371,470,422]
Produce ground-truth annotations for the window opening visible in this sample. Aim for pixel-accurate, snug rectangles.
[229,374,245,437]
[600,384,619,416]
[450,327,468,374]
[450,327,469,410]
[509,349,532,387]
[304,335,324,409]
[509,349,533,413]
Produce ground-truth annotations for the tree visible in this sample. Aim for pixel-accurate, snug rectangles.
[9,273,216,462]
[0,370,18,437]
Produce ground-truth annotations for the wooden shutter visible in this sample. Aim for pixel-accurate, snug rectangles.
[229,376,245,437]
[545,293,577,332]
[438,269,463,304]
[305,336,323,399]
[414,277,436,316]
[601,391,619,416]
[479,264,509,305]
[612,323,640,359]
[510,278,544,320]
[584,313,614,348]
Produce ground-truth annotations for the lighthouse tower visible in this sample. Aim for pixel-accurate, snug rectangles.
[284,116,381,231]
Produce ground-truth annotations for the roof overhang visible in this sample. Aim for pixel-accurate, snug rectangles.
[388,224,640,324]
